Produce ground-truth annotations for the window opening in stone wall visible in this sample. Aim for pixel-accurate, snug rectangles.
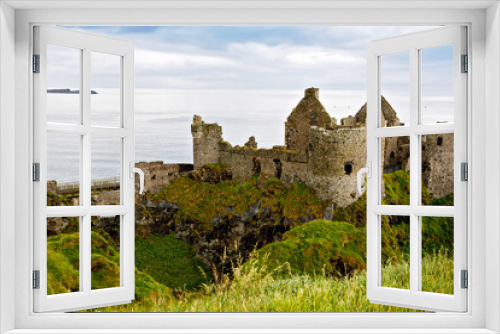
[273,159,282,179]
[252,157,262,176]
[344,162,353,175]
[43,25,457,313]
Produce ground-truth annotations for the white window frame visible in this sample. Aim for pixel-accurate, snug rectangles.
[1,1,499,333]
[366,26,468,312]
[33,25,136,313]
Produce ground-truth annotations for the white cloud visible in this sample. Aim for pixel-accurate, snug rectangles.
[226,42,363,68]
[285,48,363,66]
[63,26,445,92]
[135,49,239,71]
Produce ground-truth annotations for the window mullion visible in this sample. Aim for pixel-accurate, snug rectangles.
[82,48,91,294]
[409,47,420,294]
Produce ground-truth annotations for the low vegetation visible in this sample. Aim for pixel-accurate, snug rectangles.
[46,167,454,313]
[48,231,172,301]
[82,249,452,312]
[135,233,212,291]
[249,220,366,278]
[146,170,328,233]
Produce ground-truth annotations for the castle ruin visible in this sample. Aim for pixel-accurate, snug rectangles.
[192,87,454,208]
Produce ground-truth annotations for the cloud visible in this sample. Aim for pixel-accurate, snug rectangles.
[62,26,448,93]
[135,49,239,71]
[227,42,364,67]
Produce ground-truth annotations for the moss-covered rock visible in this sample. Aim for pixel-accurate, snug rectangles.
[140,175,329,274]
[250,220,366,278]
[147,175,327,232]
[187,163,232,184]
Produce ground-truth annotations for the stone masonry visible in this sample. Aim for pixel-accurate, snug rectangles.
[422,133,454,199]
[191,87,454,207]
[48,162,193,206]
[192,115,223,169]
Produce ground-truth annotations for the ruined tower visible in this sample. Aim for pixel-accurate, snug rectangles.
[191,115,222,169]
[285,88,334,151]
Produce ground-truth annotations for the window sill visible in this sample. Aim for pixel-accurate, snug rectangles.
[3,330,497,334]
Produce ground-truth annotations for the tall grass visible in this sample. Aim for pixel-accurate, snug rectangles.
[85,249,453,313]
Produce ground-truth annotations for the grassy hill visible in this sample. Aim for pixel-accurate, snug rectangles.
[47,168,454,312]
[48,231,173,304]
[135,233,212,291]
[146,168,328,233]
[248,220,366,278]
[84,242,452,313]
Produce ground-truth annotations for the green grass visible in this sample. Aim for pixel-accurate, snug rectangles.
[47,167,455,312]
[48,231,173,303]
[145,172,328,233]
[47,233,80,294]
[49,224,453,313]
[332,170,454,263]
[135,233,212,291]
[84,249,453,312]
[248,220,366,278]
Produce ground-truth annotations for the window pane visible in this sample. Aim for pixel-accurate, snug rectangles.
[421,216,454,294]
[91,215,121,290]
[47,217,80,295]
[91,52,121,128]
[381,215,410,290]
[91,136,121,205]
[47,133,81,206]
[380,52,410,127]
[46,44,81,124]
[421,134,454,206]
[420,45,454,125]
[381,136,410,205]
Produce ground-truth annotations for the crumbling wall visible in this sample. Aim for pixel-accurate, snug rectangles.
[48,162,192,206]
[422,133,454,198]
[383,136,410,173]
[307,126,366,206]
[221,144,308,184]
[191,115,222,169]
[354,96,400,127]
[135,161,190,194]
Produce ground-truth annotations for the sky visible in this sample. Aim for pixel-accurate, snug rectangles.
[62,26,446,90]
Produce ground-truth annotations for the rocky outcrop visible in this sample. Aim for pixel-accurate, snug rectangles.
[186,164,232,184]
[136,196,332,275]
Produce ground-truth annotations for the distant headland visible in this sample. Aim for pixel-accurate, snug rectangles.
[47,88,98,94]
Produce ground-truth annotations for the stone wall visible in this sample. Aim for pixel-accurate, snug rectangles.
[48,162,192,206]
[422,133,454,198]
[219,141,308,184]
[307,126,366,206]
[383,136,410,173]
[200,121,366,207]
[135,161,192,194]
